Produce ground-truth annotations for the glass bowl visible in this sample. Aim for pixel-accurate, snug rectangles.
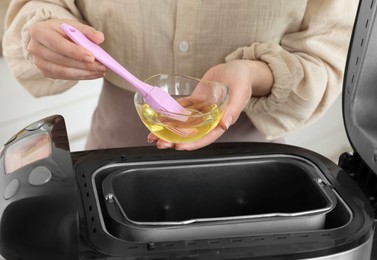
[134,74,229,143]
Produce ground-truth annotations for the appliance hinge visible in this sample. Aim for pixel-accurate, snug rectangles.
[339,151,377,216]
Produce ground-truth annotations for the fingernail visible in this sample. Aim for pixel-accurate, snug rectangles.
[147,138,156,143]
[83,55,95,63]
[224,115,232,130]
[157,143,174,149]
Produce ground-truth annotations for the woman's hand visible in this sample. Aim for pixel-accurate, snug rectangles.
[28,19,107,80]
[147,59,274,150]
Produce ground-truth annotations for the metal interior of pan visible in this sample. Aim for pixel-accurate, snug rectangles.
[100,155,336,226]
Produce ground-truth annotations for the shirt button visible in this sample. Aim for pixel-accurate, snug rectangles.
[178,41,190,53]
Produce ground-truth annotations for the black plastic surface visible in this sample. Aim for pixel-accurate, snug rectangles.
[72,143,374,259]
[0,115,80,260]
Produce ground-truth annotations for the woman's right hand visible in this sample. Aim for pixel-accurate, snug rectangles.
[28,19,107,80]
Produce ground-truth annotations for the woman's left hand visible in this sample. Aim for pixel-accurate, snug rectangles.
[147,59,273,150]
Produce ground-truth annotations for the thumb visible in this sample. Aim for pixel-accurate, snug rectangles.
[62,20,105,44]
[75,23,105,44]
[218,113,233,131]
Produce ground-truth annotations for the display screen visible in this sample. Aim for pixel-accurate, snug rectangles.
[5,132,52,174]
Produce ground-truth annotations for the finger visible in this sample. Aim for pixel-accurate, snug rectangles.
[35,57,105,80]
[156,140,175,149]
[57,22,105,59]
[47,33,96,63]
[32,42,107,72]
[174,126,226,151]
[29,23,92,63]
[147,133,158,143]
[147,133,176,149]
[218,113,233,131]
[64,22,105,44]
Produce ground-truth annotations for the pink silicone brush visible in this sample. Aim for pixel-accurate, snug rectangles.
[61,23,190,121]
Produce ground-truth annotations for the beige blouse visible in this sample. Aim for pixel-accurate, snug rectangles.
[3,0,358,139]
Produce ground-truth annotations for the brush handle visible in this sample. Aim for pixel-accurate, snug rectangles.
[61,23,151,97]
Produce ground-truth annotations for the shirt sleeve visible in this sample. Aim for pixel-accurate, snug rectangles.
[2,0,84,97]
[225,0,359,140]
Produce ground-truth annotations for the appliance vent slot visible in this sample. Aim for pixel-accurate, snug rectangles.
[148,232,331,253]
[76,169,101,235]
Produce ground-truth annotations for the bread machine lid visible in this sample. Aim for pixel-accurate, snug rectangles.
[342,1,377,174]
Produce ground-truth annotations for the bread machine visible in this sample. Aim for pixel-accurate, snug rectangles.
[0,0,376,259]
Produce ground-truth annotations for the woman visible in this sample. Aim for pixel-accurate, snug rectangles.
[2,0,358,150]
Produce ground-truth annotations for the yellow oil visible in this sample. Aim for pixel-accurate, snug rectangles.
[137,100,223,143]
